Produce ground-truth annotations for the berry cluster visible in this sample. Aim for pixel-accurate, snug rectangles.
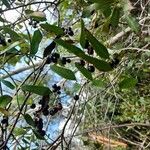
[46,52,60,64]
[34,117,46,137]
[61,57,71,65]
[29,18,40,28]
[63,27,74,36]
[52,84,61,94]
[1,116,8,128]
[49,102,62,116]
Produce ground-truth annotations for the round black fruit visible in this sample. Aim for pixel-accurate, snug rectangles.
[30,103,36,109]
[74,95,79,101]
[88,65,95,72]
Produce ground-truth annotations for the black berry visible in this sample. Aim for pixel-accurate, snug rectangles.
[66,58,71,63]
[56,103,63,110]
[39,130,46,136]
[1,118,8,125]
[110,58,120,68]
[57,91,61,95]
[30,103,36,109]
[79,60,85,66]
[88,65,95,72]
[68,30,74,36]
[61,57,67,65]
[42,110,49,116]
[45,57,51,64]
[49,108,58,116]
[51,55,58,63]
[52,53,60,59]
[7,39,12,43]
[87,46,94,55]
[74,95,79,101]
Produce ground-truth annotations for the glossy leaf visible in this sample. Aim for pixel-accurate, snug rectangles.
[24,114,35,127]
[54,39,85,57]
[22,85,51,95]
[85,29,109,59]
[3,27,21,41]
[0,95,12,108]
[51,65,76,80]
[75,63,93,80]
[126,15,140,33]
[1,79,15,89]
[119,77,138,89]
[80,20,86,48]
[40,23,64,36]
[83,55,112,71]
[55,39,112,71]
[30,30,42,55]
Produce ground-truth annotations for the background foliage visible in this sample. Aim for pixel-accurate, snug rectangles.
[0,0,150,149]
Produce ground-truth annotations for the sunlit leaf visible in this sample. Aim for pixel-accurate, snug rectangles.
[24,114,35,127]
[30,30,42,55]
[0,95,12,108]
[125,15,140,33]
[85,29,109,59]
[22,85,51,95]
[51,65,76,80]
[119,77,138,89]
[29,11,46,21]
[13,127,26,136]
[40,23,64,36]
[75,63,93,80]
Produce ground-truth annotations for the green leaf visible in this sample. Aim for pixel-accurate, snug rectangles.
[3,27,21,41]
[30,30,42,55]
[92,0,115,10]
[40,23,64,36]
[55,39,112,71]
[0,95,12,108]
[92,79,105,87]
[1,79,15,89]
[83,55,112,71]
[51,65,76,80]
[75,63,93,80]
[13,127,26,136]
[21,85,51,95]
[119,77,138,89]
[80,19,86,48]
[24,114,35,127]
[29,11,46,21]
[110,7,121,27]
[0,41,20,56]
[54,39,85,57]
[85,29,109,59]
[125,15,140,33]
